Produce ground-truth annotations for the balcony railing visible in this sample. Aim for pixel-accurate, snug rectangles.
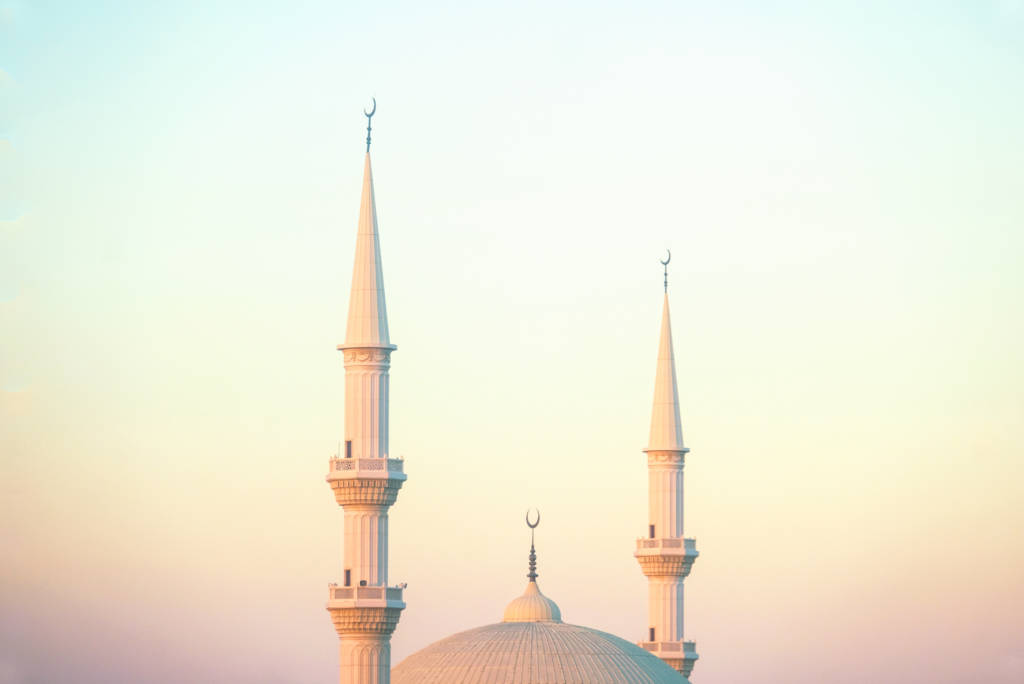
[635,537,697,554]
[639,640,699,658]
[327,584,404,603]
[328,457,404,474]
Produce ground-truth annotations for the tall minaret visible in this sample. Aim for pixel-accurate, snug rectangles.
[635,253,699,682]
[326,100,406,684]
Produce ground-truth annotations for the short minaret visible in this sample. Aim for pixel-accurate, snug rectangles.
[635,252,699,682]
[326,100,407,684]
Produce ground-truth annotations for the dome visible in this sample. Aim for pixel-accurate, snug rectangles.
[391,621,683,684]
[390,516,682,683]
[502,580,562,623]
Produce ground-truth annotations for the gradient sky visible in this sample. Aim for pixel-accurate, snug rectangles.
[2,1,1023,683]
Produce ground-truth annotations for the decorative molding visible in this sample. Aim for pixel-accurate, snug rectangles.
[635,553,696,578]
[342,348,392,366]
[330,478,405,507]
[646,451,685,467]
[329,606,403,637]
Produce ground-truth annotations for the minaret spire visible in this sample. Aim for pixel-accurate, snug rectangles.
[635,253,699,682]
[326,102,406,684]
[343,113,391,350]
[648,290,685,452]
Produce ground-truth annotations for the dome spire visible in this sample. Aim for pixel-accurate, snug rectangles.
[503,511,562,623]
[526,508,540,582]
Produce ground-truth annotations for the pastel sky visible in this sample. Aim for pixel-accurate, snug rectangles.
[2,1,1022,683]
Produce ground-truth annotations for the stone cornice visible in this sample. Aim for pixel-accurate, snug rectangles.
[329,606,403,637]
[339,347,394,368]
[644,450,686,468]
[635,553,697,578]
[329,477,405,507]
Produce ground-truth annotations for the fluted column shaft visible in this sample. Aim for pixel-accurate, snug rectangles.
[342,350,392,460]
[647,456,684,538]
[648,576,684,641]
[343,506,389,587]
[339,638,391,684]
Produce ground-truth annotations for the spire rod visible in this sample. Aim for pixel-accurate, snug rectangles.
[364,97,376,153]
[660,249,671,293]
[525,508,540,582]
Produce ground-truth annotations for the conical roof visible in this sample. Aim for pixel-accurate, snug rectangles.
[647,293,686,452]
[342,153,392,349]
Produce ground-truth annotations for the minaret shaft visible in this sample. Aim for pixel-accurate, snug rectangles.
[343,358,391,461]
[326,145,405,684]
[648,463,684,538]
[343,507,389,587]
[339,641,391,683]
[647,577,685,639]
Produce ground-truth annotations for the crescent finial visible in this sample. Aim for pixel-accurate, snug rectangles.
[525,508,540,529]
[660,249,671,293]
[363,97,376,152]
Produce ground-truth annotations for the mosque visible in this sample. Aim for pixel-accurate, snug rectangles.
[323,105,700,684]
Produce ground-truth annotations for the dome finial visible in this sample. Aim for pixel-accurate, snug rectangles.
[660,249,671,293]
[525,508,540,582]
[364,97,377,153]
[503,509,561,623]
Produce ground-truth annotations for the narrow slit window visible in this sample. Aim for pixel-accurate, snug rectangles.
[345,440,352,459]
[649,524,655,539]
[649,627,656,641]
[344,569,351,587]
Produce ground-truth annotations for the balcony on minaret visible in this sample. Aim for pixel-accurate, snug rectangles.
[327,456,406,480]
[634,537,699,578]
[326,456,407,508]
[637,640,699,678]
[326,583,406,611]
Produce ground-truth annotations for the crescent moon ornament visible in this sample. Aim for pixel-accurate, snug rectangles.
[660,249,671,293]
[525,508,540,529]
[363,97,376,152]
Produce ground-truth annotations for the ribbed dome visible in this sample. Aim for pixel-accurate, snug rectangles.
[391,621,683,684]
[503,581,562,623]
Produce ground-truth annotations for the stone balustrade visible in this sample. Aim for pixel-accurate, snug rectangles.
[635,537,698,554]
[328,584,405,604]
[329,457,404,473]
